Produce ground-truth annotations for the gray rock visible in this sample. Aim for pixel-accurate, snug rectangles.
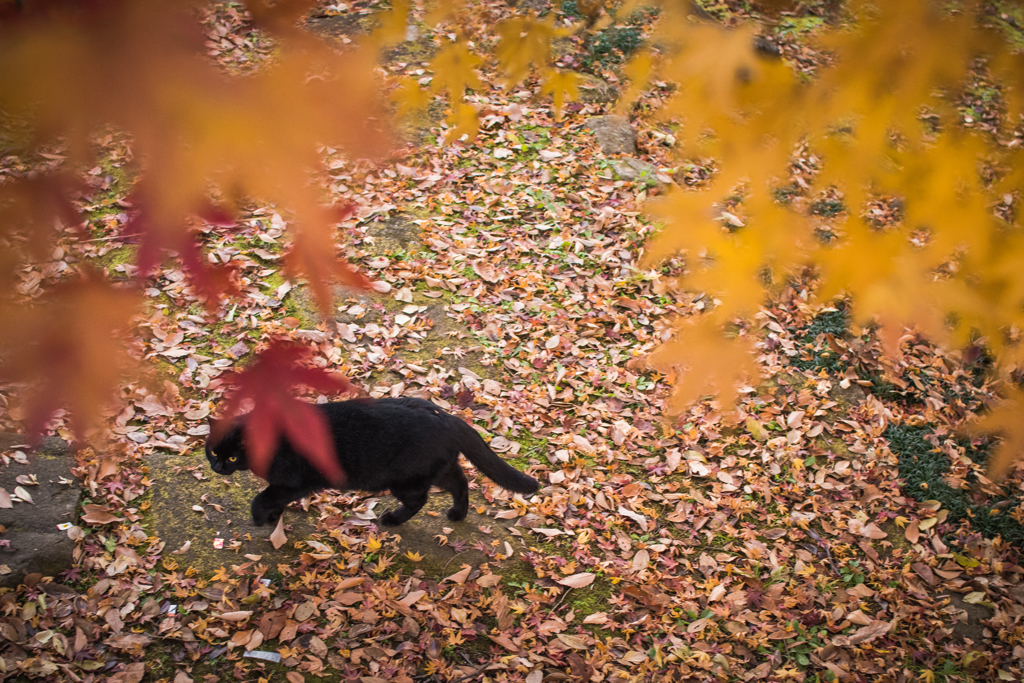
[609,158,660,184]
[0,434,78,587]
[585,115,637,155]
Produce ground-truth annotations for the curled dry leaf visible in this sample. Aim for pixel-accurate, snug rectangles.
[0,487,11,508]
[849,519,887,539]
[631,549,650,573]
[13,486,33,504]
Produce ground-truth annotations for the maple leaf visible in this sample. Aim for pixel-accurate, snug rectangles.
[217,340,353,483]
[367,0,410,48]
[128,199,241,308]
[972,387,1024,482]
[283,203,371,316]
[0,272,140,437]
[647,315,760,411]
[0,173,86,259]
[495,15,558,86]
[430,39,483,100]
[391,76,432,120]
[539,69,580,120]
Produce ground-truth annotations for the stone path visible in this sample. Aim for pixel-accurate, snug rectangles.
[0,434,78,587]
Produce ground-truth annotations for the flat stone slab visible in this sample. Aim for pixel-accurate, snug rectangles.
[0,434,79,587]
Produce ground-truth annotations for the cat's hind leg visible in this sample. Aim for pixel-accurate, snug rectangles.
[436,464,469,522]
[251,485,305,526]
[380,484,430,526]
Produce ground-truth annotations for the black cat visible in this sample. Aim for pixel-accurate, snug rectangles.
[205,397,539,527]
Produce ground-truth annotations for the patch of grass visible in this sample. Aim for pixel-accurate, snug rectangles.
[790,306,850,373]
[586,26,644,69]
[809,198,846,217]
[989,0,1024,50]
[775,14,827,39]
[94,244,138,276]
[885,424,1024,546]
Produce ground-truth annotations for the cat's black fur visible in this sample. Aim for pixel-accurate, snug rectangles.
[205,397,539,527]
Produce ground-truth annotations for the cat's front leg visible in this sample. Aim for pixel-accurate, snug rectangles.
[251,485,300,526]
[380,485,430,526]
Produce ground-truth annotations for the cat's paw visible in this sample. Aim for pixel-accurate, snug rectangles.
[378,510,404,526]
[252,505,282,527]
[446,507,467,522]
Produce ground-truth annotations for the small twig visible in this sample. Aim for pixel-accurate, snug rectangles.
[440,550,472,576]
[74,232,143,243]
[805,528,840,575]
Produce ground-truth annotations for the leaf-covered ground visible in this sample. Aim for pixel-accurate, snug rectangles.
[2,2,1024,682]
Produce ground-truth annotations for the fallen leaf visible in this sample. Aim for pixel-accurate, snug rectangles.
[848,518,887,539]
[270,516,287,549]
[81,504,120,524]
[217,611,253,622]
[444,565,472,584]
[833,620,892,647]
[556,573,596,588]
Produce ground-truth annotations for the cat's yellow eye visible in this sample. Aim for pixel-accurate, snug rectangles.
[228,456,237,462]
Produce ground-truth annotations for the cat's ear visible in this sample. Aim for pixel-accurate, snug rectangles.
[208,415,227,441]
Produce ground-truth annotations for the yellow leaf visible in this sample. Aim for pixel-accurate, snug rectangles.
[405,550,424,562]
[540,69,579,119]
[745,417,769,442]
[617,51,653,113]
[648,315,760,412]
[391,76,432,119]
[368,0,410,48]
[973,387,1024,482]
[894,516,909,529]
[424,0,464,27]
[366,536,383,552]
[444,102,479,144]
[430,39,483,99]
[496,15,559,85]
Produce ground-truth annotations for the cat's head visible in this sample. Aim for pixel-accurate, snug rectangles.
[205,417,249,475]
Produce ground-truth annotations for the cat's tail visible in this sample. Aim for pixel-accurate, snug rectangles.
[453,419,539,495]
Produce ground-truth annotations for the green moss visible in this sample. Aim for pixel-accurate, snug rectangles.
[94,245,138,275]
[989,0,1024,50]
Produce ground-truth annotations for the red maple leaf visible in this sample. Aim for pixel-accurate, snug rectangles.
[217,340,352,484]
[124,186,241,307]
